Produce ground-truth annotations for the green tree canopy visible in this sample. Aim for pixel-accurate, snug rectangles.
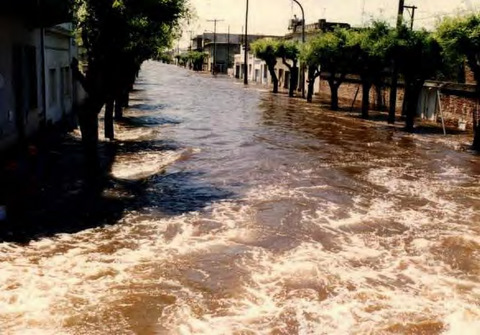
[276,40,300,96]
[436,14,480,149]
[301,28,354,109]
[391,26,442,131]
[346,21,393,118]
[71,0,189,145]
[251,39,280,93]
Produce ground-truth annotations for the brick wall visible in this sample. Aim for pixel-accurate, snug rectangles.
[465,64,476,84]
[318,78,405,112]
[440,92,477,128]
[317,77,478,129]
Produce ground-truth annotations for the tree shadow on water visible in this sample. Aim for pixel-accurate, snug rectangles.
[0,134,232,244]
[128,103,169,111]
[118,115,180,127]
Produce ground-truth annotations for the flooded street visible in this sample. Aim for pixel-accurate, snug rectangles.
[1,61,480,334]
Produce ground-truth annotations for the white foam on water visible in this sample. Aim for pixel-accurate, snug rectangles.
[1,144,480,335]
[111,150,182,180]
[0,190,261,334]
[156,164,480,334]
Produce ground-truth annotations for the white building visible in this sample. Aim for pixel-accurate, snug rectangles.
[44,23,78,125]
[234,49,320,95]
[0,16,79,151]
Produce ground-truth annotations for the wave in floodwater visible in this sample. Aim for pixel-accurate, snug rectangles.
[1,62,480,335]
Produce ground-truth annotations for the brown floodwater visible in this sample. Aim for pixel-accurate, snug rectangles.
[1,62,480,334]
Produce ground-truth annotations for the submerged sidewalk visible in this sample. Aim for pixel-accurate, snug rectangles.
[0,128,120,243]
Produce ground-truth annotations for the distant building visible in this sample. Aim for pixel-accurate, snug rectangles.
[232,18,351,95]
[286,18,351,41]
[193,33,281,74]
[0,6,79,151]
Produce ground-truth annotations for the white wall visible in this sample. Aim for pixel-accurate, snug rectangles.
[0,18,43,150]
[45,26,76,124]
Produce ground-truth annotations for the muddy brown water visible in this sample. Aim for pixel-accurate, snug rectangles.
[1,62,480,334]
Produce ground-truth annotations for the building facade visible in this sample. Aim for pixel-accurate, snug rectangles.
[193,33,281,74]
[232,19,351,95]
[0,17,78,151]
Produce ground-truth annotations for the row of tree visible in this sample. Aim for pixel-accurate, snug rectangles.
[175,51,208,71]
[68,0,189,155]
[251,15,480,150]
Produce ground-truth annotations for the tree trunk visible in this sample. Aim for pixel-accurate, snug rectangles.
[267,63,278,94]
[114,98,123,120]
[289,66,299,97]
[328,79,339,111]
[122,89,129,108]
[307,66,316,103]
[388,66,398,124]
[105,98,114,140]
[362,81,372,119]
[404,81,423,132]
[473,121,480,151]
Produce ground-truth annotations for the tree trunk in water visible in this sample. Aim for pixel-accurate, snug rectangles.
[388,66,398,124]
[272,77,279,94]
[289,67,299,97]
[328,79,339,111]
[122,89,129,108]
[306,66,316,103]
[405,82,422,132]
[473,122,480,151]
[362,81,372,119]
[307,80,315,103]
[114,92,124,120]
[105,98,114,140]
[267,63,279,94]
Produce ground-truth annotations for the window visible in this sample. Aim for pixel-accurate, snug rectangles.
[263,65,268,79]
[249,64,252,75]
[49,69,57,105]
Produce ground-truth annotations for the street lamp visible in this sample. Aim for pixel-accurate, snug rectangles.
[244,0,249,85]
[292,0,306,98]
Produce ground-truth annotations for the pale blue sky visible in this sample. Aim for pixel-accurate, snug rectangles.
[180,0,480,46]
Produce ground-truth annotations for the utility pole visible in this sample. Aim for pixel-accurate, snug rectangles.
[404,5,418,30]
[292,0,305,98]
[396,0,406,27]
[244,0,249,85]
[227,25,230,71]
[207,19,224,75]
[389,0,406,124]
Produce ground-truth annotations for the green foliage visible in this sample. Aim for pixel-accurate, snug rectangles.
[251,39,280,65]
[392,26,442,82]
[74,0,189,67]
[300,28,354,76]
[187,51,207,63]
[346,21,394,78]
[436,14,480,82]
[156,52,174,64]
[276,40,300,64]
